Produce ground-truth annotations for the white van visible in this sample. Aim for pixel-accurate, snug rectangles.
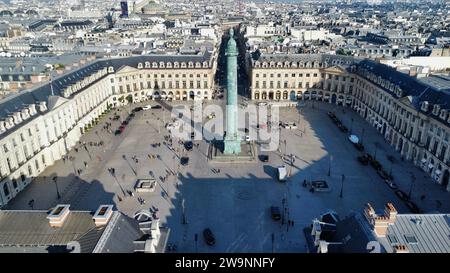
[277,166,287,182]
[143,105,152,110]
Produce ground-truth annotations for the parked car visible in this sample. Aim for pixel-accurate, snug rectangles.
[180,157,189,166]
[152,105,162,109]
[377,169,390,181]
[113,115,120,120]
[114,129,122,135]
[143,105,152,110]
[357,155,369,165]
[184,141,193,151]
[259,155,269,162]
[270,206,281,221]
[370,159,382,171]
[203,228,216,246]
[395,190,410,201]
[386,181,399,190]
[353,142,364,151]
[133,107,143,112]
[405,200,421,213]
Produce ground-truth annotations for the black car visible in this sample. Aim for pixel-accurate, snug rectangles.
[180,157,189,166]
[259,155,269,162]
[114,129,122,135]
[357,155,369,165]
[271,206,281,221]
[353,142,364,151]
[112,115,120,120]
[203,228,215,246]
[184,141,193,151]
[152,105,162,109]
[133,107,143,112]
[395,190,410,201]
[405,201,421,213]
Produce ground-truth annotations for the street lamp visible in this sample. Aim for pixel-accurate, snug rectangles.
[408,173,416,200]
[361,128,365,145]
[328,155,332,176]
[350,118,354,134]
[373,143,378,160]
[339,174,345,198]
[53,176,61,199]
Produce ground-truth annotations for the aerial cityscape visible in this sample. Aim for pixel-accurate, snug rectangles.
[0,0,449,256]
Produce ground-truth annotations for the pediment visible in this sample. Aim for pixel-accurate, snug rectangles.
[116,65,140,74]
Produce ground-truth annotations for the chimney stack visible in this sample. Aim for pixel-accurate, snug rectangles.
[393,245,409,253]
[47,204,70,227]
[92,205,114,227]
[384,202,397,224]
[364,203,397,237]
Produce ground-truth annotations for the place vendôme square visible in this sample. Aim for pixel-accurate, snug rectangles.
[0,0,448,262]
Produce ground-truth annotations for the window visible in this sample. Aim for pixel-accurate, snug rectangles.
[3,144,8,153]
[387,234,399,245]
[3,183,9,197]
[404,235,418,244]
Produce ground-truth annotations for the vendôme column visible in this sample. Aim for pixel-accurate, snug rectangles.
[223,28,241,155]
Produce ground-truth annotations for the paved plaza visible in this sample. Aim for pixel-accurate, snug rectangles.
[5,98,450,253]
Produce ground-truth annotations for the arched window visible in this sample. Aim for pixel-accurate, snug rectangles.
[3,183,9,197]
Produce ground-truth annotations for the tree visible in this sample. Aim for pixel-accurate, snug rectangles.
[126,94,133,103]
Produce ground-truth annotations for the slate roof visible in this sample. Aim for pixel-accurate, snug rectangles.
[380,214,450,253]
[0,209,143,253]
[0,51,213,123]
[0,210,102,251]
[356,59,450,125]
[252,53,361,67]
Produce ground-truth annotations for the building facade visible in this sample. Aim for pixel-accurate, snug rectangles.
[0,51,217,207]
[249,54,450,191]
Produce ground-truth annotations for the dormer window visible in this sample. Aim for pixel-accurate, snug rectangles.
[188,62,194,68]
[432,104,440,115]
[152,62,158,68]
[440,109,447,120]
[203,61,208,68]
[181,62,187,68]
[166,62,172,68]
[174,62,179,68]
[159,62,165,68]
[108,66,114,73]
[195,62,201,68]
[137,63,143,69]
[421,101,429,112]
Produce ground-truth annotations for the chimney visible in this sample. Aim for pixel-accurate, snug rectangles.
[364,203,391,237]
[92,205,113,227]
[47,204,71,227]
[373,216,389,237]
[393,245,409,253]
[384,202,397,224]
